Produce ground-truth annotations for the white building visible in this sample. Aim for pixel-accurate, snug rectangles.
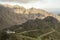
[6,30,15,34]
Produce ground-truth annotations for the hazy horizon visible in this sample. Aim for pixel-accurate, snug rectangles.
[0,0,60,14]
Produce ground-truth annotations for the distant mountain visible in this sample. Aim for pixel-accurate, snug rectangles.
[0,4,60,30]
[0,4,60,40]
[46,9,60,14]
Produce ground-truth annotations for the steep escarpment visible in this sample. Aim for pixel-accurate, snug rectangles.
[0,4,60,30]
[0,4,27,30]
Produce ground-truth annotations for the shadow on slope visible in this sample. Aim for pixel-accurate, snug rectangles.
[0,16,60,40]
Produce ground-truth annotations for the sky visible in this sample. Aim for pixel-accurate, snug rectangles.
[0,0,60,14]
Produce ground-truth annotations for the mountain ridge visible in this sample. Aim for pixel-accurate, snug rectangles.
[0,4,60,30]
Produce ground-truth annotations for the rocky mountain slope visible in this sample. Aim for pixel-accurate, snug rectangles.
[0,4,60,30]
[2,16,60,40]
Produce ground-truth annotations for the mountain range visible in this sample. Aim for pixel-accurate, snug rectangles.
[0,4,60,40]
[0,4,60,30]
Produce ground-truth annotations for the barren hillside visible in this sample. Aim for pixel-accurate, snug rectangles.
[0,4,60,30]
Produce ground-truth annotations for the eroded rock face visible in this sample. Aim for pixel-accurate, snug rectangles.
[0,4,60,30]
